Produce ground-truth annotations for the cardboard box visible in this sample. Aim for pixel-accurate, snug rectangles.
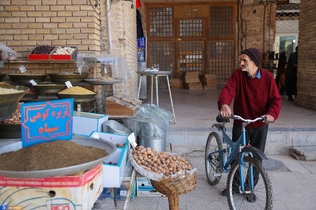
[90,132,129,188]
[0,164,103,210]
[136,177,163,197]
[50,46,78,61]
[102,146,128,188]
[98,177,136,201]
[73,111,108,136]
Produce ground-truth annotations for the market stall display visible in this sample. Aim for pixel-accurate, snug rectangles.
[0,84,28,121]
[130,145,197,210]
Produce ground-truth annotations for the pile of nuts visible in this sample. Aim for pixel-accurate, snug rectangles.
[132,146,193,177]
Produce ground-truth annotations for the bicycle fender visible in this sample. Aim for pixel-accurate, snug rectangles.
[212,123,224,131]
[242,146,268,161]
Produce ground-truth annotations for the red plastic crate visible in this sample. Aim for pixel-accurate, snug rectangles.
[28,46,55,60]
[50,46,78,61]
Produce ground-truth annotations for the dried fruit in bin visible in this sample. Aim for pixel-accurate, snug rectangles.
[30,45,55,54]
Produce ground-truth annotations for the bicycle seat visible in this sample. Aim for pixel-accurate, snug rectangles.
[216,115,230,123]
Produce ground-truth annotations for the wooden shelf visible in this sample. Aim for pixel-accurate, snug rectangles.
[4,59,76,64]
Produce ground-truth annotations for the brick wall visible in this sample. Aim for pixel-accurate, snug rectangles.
[295,0,316,110]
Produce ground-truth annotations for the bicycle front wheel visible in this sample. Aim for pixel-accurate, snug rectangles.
[226,156,273,210]
[205,132,223,186]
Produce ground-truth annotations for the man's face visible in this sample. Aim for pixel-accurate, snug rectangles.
[239,54,255,72]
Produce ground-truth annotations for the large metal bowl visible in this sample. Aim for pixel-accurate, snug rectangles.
[56,93,96,103]
[0,136,117,178]
[8,74,47,84]
[0,85,28,121]
[48,73,89,83]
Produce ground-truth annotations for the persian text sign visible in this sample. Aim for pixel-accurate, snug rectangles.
[21,99,74,147]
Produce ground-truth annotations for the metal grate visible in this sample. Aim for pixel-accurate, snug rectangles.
[179,42,203,72]
[209,41,233,85]
[209,6,233,36]
[276,3,300,20]
[149,7,173,37]
[149,42,174,71]
[179,19,203,37]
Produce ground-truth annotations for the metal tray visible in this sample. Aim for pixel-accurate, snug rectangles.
[0,124,21,139]
[0,85,28,121]
[0,136,116,178]
[8,74,47,83]
[48,73,89,83]
[84,78,122,85]
[56,93,96,103]
[33,83,66,94]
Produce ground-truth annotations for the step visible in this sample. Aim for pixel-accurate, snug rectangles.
[166,127,316,155]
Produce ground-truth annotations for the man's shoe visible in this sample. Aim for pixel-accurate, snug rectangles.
[246,193,257,203]
[221,187,239,196]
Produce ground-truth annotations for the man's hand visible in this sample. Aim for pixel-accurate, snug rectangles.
[220,104,231,118]
[262,114,274,123]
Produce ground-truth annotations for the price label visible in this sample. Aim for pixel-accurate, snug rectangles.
[19,65,27,73]
[65,81,73,88]
[29,79,37,85]
[127,133,137,149]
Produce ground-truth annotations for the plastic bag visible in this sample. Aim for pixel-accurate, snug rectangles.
[0,42,18,61]
[124,104,173,137]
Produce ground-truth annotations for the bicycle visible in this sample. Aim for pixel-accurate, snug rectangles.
[205,114,273,210]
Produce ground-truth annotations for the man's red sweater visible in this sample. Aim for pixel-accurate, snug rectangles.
[218,68,282,128]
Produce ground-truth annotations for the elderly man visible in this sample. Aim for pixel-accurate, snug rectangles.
[217,48,282,198]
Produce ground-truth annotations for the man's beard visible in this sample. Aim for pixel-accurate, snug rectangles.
[241,65,247,71]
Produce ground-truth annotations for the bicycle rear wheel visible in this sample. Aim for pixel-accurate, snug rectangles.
[226,156,273,210]
[205,132,223,186]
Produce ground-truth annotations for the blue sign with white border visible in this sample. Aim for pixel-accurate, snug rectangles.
[20,98,74,148]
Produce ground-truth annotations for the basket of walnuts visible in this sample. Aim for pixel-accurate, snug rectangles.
[130,145,197,210]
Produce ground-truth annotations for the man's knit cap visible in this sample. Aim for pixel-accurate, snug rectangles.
[241,48,262,67]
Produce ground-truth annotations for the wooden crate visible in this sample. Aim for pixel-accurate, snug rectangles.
[106,96,140,116]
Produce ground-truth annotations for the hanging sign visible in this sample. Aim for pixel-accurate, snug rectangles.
[20,98,74,148]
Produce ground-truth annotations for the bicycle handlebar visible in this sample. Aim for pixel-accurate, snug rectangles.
[230,114,267,123]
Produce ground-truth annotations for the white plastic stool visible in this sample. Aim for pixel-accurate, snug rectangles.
[136,70,176,124]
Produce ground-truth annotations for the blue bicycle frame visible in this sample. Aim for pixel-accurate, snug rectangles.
[210,117,267,192]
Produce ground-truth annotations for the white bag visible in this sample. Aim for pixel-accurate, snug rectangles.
[0,42,18,60]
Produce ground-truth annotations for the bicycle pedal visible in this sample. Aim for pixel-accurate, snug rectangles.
[214,173,221,177]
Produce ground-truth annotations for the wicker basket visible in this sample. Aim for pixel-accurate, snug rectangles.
[150,170,197,210]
